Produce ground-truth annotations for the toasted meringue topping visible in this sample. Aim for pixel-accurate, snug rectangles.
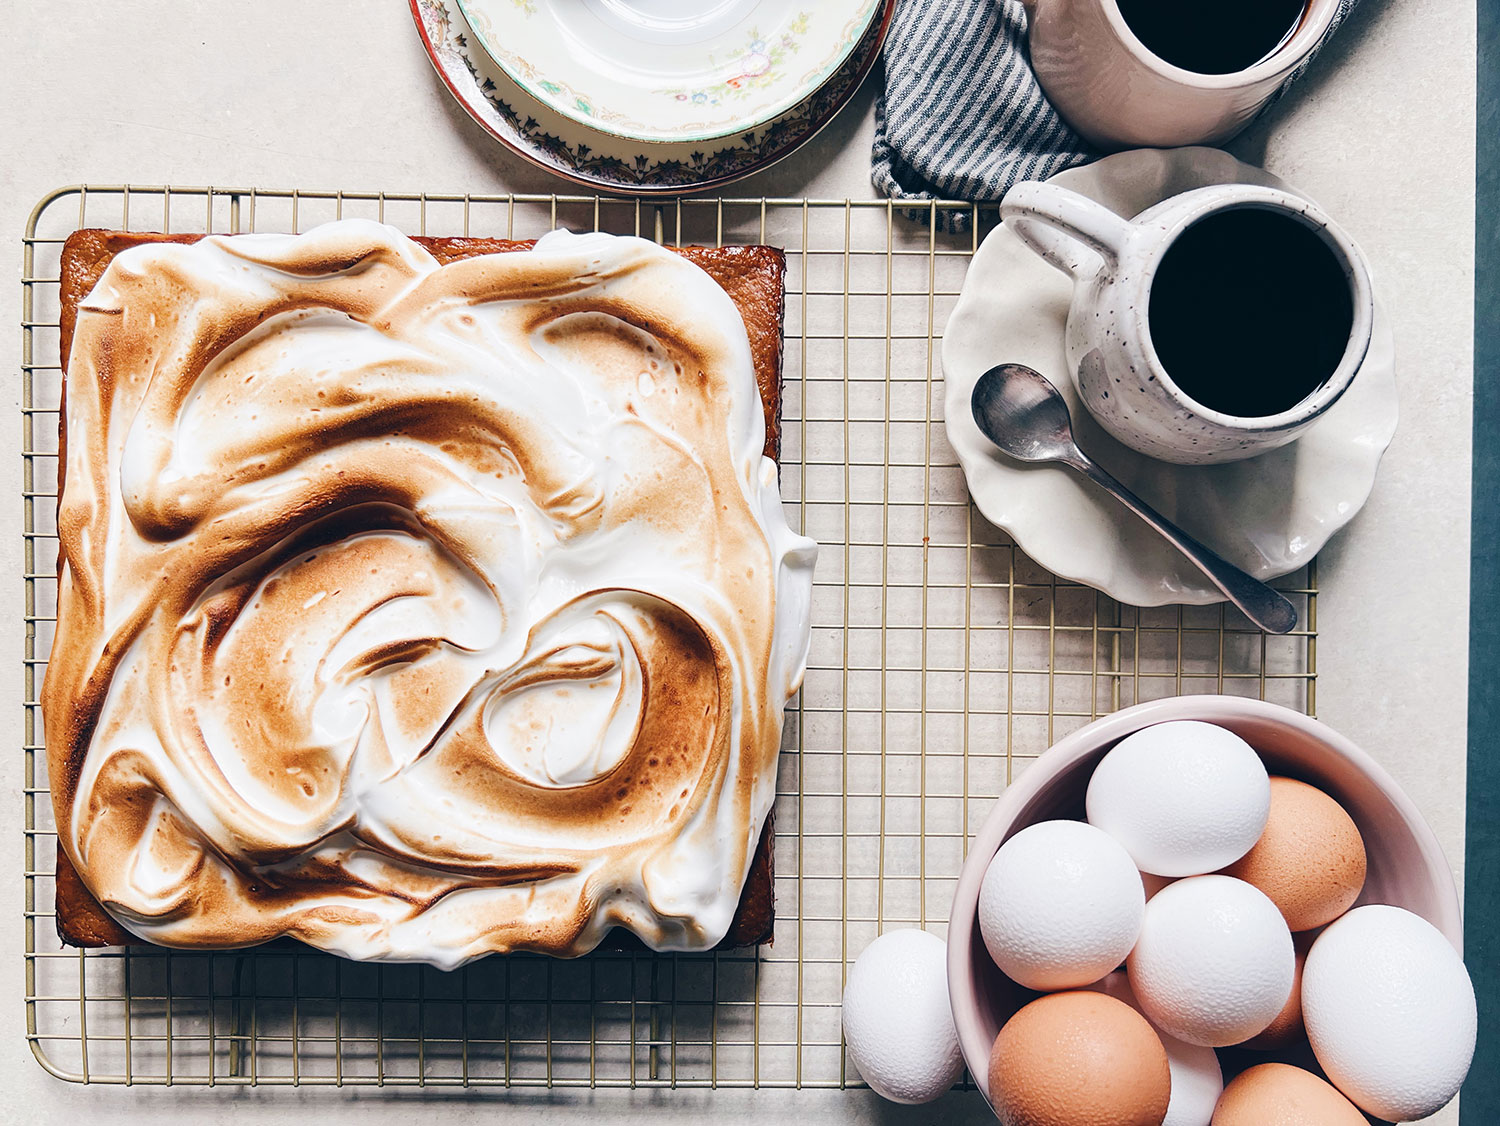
[45,222,816,966]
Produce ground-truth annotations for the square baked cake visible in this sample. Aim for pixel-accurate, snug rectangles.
[45,222,815,966]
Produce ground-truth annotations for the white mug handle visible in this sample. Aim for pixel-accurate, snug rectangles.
[1001,181,1133,278]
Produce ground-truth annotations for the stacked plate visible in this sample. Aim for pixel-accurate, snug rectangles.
[410,0,894,194]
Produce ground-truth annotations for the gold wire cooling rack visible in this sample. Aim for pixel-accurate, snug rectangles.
[21,185,1317,1088]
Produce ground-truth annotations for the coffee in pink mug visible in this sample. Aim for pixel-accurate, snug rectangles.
[1021,0,1342,149]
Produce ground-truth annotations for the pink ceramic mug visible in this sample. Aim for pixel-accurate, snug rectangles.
[1021,0,1342,149]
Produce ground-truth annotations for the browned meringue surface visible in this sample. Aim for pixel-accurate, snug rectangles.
[45,221,816,966]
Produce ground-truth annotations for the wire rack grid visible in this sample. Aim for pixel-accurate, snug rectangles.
[20,185,1317,1090]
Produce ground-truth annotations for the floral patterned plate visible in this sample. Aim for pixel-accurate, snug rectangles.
[411,0,891,194]
[453,0,883,144]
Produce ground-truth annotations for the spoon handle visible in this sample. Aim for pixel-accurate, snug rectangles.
[1070,453,1299,634]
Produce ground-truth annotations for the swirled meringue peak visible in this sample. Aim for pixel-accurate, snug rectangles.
[45,221,817,966]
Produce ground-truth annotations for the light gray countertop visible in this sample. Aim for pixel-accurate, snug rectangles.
[0,1,1475,1122]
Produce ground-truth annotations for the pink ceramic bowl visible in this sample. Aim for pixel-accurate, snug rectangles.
[946,695,1462,1105]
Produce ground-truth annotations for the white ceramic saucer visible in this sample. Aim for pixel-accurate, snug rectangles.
[942,147,1398,607]
[455,0,883,144]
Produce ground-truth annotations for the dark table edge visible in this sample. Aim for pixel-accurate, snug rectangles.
[1465,2,1497,1121]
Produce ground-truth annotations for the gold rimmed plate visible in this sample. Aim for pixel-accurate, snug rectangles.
[411,0,891,195]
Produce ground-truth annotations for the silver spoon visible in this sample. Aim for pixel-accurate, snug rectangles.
[970,364,1298,634]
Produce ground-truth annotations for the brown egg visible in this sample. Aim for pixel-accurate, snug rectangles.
[1211,1063,1367,1125]
[1140,870,1176,900]
[1241,931,1312,1049]
[1220,776,1366,931]
[988,991,1170,1126]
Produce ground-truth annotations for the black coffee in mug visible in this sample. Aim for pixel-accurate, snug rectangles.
[1146,206,1354,419]
[1115,0,1309,75]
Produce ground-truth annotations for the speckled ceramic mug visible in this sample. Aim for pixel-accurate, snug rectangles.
[1001,180,1375,465]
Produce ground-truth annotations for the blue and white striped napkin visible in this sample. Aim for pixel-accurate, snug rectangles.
[871,0,1361,227]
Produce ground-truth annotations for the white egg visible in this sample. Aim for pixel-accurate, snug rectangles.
[1127,874,1294,1047]
[1086,720,1270,876]
[1089,972,1224,1126]
[1303,905,1475,1122]
[978,819,1144,990]
[841,929,964,1104]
